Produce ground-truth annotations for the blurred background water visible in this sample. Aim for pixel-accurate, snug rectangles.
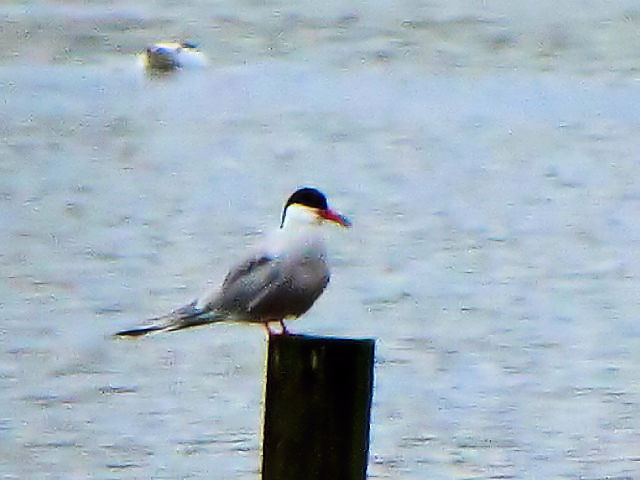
[2,1,640,478]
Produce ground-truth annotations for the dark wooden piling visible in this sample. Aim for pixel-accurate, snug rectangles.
[262,334,375,480]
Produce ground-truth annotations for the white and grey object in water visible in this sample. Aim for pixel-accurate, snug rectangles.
[142,42,207,71]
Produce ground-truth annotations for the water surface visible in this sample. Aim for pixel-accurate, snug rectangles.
[2,1,640,478]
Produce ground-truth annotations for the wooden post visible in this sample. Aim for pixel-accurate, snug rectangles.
[262,334,375,480]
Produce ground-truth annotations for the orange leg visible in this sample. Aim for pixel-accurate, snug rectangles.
[279,319,290,335]
[263,321,274,336]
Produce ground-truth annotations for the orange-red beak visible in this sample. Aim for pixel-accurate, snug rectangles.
[319,208,351,227]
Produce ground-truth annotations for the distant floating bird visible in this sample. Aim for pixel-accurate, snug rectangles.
[115,187,351,337]
[142,42,208,72]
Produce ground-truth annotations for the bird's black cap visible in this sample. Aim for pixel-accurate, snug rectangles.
[281,187,328,226]
[285,187,328,210]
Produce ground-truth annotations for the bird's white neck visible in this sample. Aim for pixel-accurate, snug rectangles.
[281,204,322,230]
[271,204,326,257]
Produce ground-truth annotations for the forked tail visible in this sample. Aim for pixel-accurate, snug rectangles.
[114,302,221,337]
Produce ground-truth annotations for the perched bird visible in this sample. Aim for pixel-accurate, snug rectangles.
[115,187,351,337]
[142,42,207,72]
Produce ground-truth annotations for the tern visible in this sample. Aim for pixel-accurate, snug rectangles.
[115,187,350,337]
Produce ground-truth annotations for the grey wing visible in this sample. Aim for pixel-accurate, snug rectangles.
[116,257,277,337]
[222,254,274,290]
[218,255,284,317]
[205,253,329,322]
[196,254,281,315]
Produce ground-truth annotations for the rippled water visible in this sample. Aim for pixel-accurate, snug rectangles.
[2,1,640,479]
